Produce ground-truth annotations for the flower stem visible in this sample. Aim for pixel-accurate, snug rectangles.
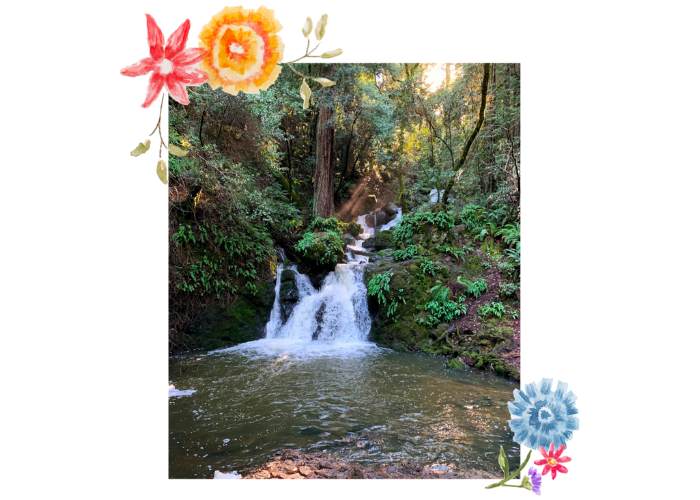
[149,94,167,158]
[485,449,532,489]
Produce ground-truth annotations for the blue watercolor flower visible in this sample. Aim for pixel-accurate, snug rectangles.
[508,378,579,450]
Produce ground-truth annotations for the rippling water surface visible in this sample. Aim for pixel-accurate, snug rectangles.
[169,341,519,478]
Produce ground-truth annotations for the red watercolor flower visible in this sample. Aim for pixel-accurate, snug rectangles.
[534,442,571,479]
[120,14,207,107]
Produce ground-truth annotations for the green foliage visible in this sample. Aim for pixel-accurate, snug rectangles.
[419,281,467,327]
[393,244,418,261]
[496,222,520,247]
[295,230,344,265]
[461,204,486,232]
[499,282,520,299]
[393,210,455,242]
[482,238,503,260]
[498,261,516,279]
[367,271,394,305]
[479,301,506,320]
[419,259,439,276]
[309,217,343,235]
[456,277,488,298]
[447,358,464,370]
[505,243,520,267]
[436,244,467,261]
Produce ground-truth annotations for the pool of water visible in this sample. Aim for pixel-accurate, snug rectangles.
[169,341,519,478]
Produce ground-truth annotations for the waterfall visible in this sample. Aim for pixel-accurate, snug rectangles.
[222,207,401,358]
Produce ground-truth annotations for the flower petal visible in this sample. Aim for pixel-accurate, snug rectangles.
[557,456,572,463]
[539,446,548,458]
[146,14,164,62]
[120,57,155,77]
[166,75,189,105]
[172,48,203,67]
[533,459,547,466]
[554,444,566,458]
[555,464,568,474]
[165,19,190,60]
[548,442,555,456]
[142,72,165,108]
[542,464,551,476]
[551,467,557,480]
[172,66,207,86]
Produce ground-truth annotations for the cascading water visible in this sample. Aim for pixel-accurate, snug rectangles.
[225,208,401,358]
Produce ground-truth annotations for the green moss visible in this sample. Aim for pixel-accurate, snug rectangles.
[447,358,465,370]
[374,230,395,250]
[345,221,362,238]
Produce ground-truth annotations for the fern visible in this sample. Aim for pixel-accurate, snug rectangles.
[456,277,488,298]
[367,271,394,305]
[393,245,418,261]
[496,222,520,247]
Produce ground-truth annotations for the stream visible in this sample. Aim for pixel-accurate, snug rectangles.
[169,208,519,478]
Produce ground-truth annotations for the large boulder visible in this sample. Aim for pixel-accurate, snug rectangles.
[191,277,277,350]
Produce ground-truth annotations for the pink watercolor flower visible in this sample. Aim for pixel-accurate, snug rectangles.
[120,14,207,107]
[534,442,571,479]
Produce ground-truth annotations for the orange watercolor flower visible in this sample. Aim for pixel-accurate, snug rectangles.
[199,6,284,95]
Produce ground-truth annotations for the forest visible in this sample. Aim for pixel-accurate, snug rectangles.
[163,60,522,479]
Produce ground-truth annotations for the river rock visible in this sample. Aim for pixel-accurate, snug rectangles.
[312,303,326,340]
[279,275,300,323]
[240,450,501,479]
[296,262,332,290]
[384,203,399,217]
[375,210,388,227]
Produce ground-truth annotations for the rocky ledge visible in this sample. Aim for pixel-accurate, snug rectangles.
[239,449,502,479]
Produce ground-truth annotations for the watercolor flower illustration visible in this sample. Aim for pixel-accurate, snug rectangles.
[527,466,543,495]
[508,378,579,450]
[121,14,207,107]
[198,6,284,95]
[534,442,571,479]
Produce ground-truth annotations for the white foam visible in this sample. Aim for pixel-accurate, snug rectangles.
[213,470,241,479]
[169,384,196,397]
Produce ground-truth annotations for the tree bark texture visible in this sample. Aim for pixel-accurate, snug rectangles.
[441,63,491,205]
[313,66,336,218]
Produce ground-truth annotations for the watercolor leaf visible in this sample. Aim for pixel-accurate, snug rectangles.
[321,49,342,59]
[129,139,151,157]
[169,144,189,156]
[498,446,509,477]
[300,79,312,109]
[302,17,312,37]
[156,160,168,186]
[315,78,335,87]
[314,14,328,40]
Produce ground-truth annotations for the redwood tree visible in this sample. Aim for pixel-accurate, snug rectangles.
[313,64,336,218]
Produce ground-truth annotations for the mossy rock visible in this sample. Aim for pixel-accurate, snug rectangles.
[369,229,395,250]
[345,221,362,238]
[190,277,276,350]
[364,259,445,350]
[297,231,344,268]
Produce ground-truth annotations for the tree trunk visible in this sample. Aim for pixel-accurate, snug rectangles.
[313,65,335,218]
[441,63,491,205]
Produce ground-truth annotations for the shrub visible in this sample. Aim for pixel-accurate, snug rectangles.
[479,301,506,319]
